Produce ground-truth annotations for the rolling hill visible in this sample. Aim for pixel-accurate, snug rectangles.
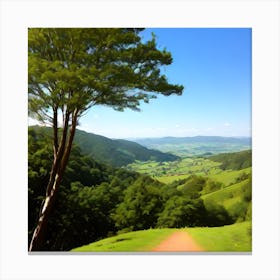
[29,126,179,166]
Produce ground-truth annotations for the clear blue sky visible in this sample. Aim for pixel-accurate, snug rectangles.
[78,28,251,139]
[31,28,252,139]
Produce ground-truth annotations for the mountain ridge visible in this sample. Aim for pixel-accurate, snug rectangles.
[131,135,251,145]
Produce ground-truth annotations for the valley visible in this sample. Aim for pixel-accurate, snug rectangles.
[28,126,252,252]
[132,136,251,157]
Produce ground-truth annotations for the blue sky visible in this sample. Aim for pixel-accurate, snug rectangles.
[30,28,252,139]
[78,28,252,139]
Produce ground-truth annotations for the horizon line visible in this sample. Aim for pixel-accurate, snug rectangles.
[29,124,252,140]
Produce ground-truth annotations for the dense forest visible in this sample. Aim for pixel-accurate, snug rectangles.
[28,127,252,251]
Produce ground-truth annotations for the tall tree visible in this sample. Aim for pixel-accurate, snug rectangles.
[28,28,183,251]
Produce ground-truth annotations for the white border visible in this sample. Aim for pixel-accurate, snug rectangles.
[0,0,279,280]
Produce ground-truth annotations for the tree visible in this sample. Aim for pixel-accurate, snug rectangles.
[28,28,183,251]
[112,176,164,231]
[156,196,207,228]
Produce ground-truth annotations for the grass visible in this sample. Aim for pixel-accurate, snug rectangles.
[71,228,175,252]
[155,174,190,184]
[127,158,251,185]
[71,222,252,252]
[127,158,221,183]
[208,167,251,186]
[202,179,248,201]
[185,221,252,252]
[202,179,250,209]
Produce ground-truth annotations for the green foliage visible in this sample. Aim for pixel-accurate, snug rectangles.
[202,178,252,223]
[74,129,179,166]
[204,202,233,226]
[28,28,183,250]
[201,179,224,195]
[156,197,207,228]
[29,28,183,123]
[179,175,206,198]
[29,127,251,251]
[28,127,140,250]
[209,150,252,170]
[30,126,178,167]
[112,176,164,231]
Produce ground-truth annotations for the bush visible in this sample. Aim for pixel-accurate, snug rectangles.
[204,202,233,226]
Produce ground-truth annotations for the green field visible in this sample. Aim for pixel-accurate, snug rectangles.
[127,157,251,186]
[127,157,221,180]
[185,221,251,252]
[71,221,251,252]
[139,142,251,158]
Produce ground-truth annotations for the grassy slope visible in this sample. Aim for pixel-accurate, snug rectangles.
[71,222,251,252]
[186,221,251,252]
[202,179,249,208]
[208,167,251,186]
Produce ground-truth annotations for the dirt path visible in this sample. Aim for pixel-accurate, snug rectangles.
[152,231,204,252]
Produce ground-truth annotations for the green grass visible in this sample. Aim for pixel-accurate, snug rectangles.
[185,221,252,252]
[71,222,252,252]
[70,228,175,252]
[208,167,251,186]
[202,179,250,209]
[155,174,190,184]
[127,158,222,183]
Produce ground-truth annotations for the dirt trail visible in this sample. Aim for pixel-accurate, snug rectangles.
[152,231,203,252]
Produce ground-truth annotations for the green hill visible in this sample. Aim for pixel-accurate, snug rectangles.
[29,126,179,166]
[208,149,252,170]
[202,177,252,222]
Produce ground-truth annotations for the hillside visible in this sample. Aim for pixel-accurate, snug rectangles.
[132,136,251,157]
[29,126,179,166]
[208,149,252,170]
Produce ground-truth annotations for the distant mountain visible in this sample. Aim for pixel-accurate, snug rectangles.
[131,136,252,157]
[29,126,179,166]
[133,136,251,146]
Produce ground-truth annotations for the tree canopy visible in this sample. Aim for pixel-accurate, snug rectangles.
[28,28,183,124]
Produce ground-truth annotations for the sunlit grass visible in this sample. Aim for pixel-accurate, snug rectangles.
[71,222,251,252]
[71,228,175,252]
[185,221,252,252]
[208,167,251,186]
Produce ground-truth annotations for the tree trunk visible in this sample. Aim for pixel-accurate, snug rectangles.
[29,110,79,251]
[28,174,61,251]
